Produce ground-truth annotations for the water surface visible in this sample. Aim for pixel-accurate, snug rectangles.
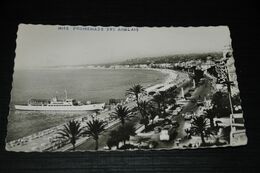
[7,68,167,141]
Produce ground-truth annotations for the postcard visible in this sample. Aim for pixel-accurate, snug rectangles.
[6,24,247,152]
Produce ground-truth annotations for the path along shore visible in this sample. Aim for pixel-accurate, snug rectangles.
[6,68,190,152]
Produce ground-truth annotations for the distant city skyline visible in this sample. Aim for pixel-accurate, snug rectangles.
[15,25,231,69]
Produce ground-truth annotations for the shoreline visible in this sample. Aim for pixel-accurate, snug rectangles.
[7,67,167,142]
[10,67,165,105]
[6,67,189,151]
[145,68,189,93]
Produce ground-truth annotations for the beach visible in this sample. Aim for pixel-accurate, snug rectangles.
[6,67,189,152]
[7,68,166,141]
[145,68,189,93]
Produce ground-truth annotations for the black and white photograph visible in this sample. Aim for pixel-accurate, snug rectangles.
[6,24,247,152]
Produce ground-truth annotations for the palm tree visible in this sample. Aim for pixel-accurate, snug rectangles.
[166,88,177,105]
[212,91,231,117]
[139,100,155,128]
[126,84,144,108]
[191,116,210,145]
[83,119,107,150]
[139,100,150,118]
[152,94,163,115]
[112,105,130,126]
[204,109,215,128]
[148,107,158,125]
[57,120,84,151]
[159,91,168,115]
[152,91,168,116]
[139,100,150,128]
[184,128,192,139]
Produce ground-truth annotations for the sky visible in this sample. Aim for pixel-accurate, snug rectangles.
[15,24,231,69]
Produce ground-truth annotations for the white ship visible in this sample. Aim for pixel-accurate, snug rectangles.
[14,90,105,111]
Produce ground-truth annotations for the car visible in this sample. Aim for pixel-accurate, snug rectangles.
[196,101,204,106]
[190,98,197,103]
[188,88,195,92]
[172,110,178,116]
[176,107,182,112]
[184,114,192,120]
[184,92,192,98]
[172,121,180,128]
[183,112,193,120]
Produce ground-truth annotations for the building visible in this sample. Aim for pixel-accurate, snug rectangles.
[223,45,239,96]
[230,113,248,146]
[222,45,247,146]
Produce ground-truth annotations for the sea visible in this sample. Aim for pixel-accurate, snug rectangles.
[6,68,167,141]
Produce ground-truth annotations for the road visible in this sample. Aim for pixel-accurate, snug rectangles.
[74,74,188,151]
[75,72,203,151]
[75,114,141,150]
[173,78,213,139]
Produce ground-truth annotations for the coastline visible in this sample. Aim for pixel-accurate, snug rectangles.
[7,67,166,142]
[145,68,189,93]
[6,67,189,151]
[79,66,185,93]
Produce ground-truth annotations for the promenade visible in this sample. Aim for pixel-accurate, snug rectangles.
[76,70,191,151]
[6,68,190,152]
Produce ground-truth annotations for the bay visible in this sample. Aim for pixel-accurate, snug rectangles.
[7,68,167,141]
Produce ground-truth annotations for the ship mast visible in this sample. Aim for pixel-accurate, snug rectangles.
[64,89,67,100]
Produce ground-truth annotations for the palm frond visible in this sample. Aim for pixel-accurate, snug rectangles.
[56,120,83,145]
[191,116,209,133]
[112,105,130,125]
[83,119,107,140]
[125,84,144,96]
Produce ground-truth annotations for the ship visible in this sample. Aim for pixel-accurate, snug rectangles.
[14,90,105,111]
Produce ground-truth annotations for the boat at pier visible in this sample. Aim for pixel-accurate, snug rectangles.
[14,90,105,111]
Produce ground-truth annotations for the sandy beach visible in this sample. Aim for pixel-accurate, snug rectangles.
[145,68,189,93]
[6,67,190,152]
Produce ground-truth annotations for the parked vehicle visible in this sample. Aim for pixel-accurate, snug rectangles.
[182,112,193,120]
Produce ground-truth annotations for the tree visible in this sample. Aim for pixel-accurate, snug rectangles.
[139,100,149,117]
[212,91,231,117]
[112,105,130,126]
[194,69,204,85]
[140,117,149,129]
[107,123,136,149]
[56,120,84,151]
[107,130,121,149]
[207,66,218,78]
[148,107,158,125]
[118,123,136,145]
[159,91,168,115]
[184,128,192,139]
[166,87,177,105]
[152,93,163,116]
[204,109,215,128]
[232,94,241,106]
[152,91,168,117]
[126,84,145,108]
[83,119,107,150]
[191,116,210,145]
[139,100,152,128]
